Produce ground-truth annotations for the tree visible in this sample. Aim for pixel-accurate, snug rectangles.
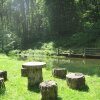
[45,0,80,36]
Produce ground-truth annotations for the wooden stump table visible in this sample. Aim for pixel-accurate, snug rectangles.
[52,68,66,78]
[66,73,85,89]
[0,70,7,81]
[40,80,58,100]
[22,62,46,89]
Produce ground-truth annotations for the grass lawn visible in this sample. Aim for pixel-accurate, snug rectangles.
[0,54,100,100]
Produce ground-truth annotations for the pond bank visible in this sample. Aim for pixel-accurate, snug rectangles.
[58,54,100,59]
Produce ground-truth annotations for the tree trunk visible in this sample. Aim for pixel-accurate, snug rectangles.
[40,80,58,100]
[66,73,85,89]
[52,68,66,78]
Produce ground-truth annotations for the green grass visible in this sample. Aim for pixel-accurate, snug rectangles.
[0,54,100,100]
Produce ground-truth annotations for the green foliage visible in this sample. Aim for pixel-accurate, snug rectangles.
[0,29,21,53]
[45,0,80,36]
[8,42,56,59]
[41,42,55,55]
[41,42,54,50]
[0,0,100,50]
[8,50,21,56]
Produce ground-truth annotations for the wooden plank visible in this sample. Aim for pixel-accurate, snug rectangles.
[84,48,100,56]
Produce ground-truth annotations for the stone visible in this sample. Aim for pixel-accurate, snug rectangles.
[66,73,85,89]
[21,68,28,77]
[0,78,5,90]
[0,70,7,81]
[40,80,58,100]
[52,68,66,78]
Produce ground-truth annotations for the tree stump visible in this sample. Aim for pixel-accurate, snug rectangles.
[28,67,43,89]
[0,78,5,90]
[21,68,28,77]
[66,73,85,89]
[0,70,7,81]
[40,80,58,100]
[22,62,46,89]
[52,68,66,78]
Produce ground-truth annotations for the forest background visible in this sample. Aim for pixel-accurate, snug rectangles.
[0,0,100,54]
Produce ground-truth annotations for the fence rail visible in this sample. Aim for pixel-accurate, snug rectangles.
[58,48,100,59]
[84,48,100,56]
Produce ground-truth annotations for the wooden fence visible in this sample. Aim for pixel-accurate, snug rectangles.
[58,48,100,59]
[84,48,100,56]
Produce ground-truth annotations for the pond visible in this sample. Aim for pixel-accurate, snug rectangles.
[19,56,100,77]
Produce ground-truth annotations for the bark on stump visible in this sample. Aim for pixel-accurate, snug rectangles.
[21,68,28,77]
[28,67,43,89]
[66,73,85,89]
[0,70,7,81]
[40,80,58,100]
[22,62,46,89]
[0,78,5,90]
[52,68,66,78]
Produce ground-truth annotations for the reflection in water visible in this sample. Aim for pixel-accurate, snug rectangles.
[64,59,71,63]
[58,58,100,76]
[18,56,100,76]
[82,60,85,64]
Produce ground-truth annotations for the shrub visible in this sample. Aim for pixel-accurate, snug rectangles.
[8,50,21,56]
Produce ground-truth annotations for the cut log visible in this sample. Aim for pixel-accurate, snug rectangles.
[40,80,58,100]
[0,78,5,89]
[28,67,43,89]
[0,70,7,81]
[21,68,28,77]
[52,68,66,78]
[66,73,85,89]
[22,62,46,89]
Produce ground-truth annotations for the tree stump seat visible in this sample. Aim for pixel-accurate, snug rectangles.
[21,68,28,77]
[0,70,7,81]
[40,80,58,100]
[0,78,5,90]
[22,62,46,89]
[52,68,66,78]
[66,73,85,89]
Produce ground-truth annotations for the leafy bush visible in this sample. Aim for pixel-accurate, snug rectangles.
[41,42,56,55]
[8,42,56,58]
[8,50,21,56]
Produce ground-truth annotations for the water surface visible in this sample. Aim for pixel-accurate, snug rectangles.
[21,56,100,76]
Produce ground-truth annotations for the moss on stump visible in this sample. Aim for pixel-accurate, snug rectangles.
[66,73,85,89]
[40,80,58,100]
[52,68,66,78]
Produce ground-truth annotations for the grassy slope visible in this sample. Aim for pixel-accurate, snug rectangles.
[0,54,100,100]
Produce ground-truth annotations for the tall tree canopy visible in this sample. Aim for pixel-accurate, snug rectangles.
[0,0,100,52]
[45,0,80,36]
